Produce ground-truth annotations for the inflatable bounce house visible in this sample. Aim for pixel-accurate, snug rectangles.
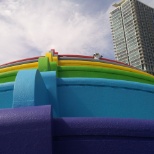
[1,49,154,153]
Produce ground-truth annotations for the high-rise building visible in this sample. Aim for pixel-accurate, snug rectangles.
[110,0,154,75]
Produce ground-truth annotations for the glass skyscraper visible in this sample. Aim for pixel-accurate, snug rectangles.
[110,0,154,75]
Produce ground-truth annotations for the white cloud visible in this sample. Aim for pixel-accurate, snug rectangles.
[0,0,114,64]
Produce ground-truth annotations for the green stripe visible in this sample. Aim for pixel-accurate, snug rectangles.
[57,66,154,85]
[0,70,18,83]
[1,65,154,85]
[38,57,51,72]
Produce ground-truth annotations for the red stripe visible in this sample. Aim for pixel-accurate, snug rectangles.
[59,54,133,68]
[0,56,40,66]
[0,54,136,70]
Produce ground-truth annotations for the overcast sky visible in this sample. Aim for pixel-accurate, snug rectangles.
[0,0,153,64]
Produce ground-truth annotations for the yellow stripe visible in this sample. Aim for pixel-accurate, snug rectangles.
[0,62,38,73]
[45,52,53,62]
[53,56,58,62]
[59,60,153,78]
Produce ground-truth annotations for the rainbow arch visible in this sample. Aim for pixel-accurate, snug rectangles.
[1,50,154,84]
